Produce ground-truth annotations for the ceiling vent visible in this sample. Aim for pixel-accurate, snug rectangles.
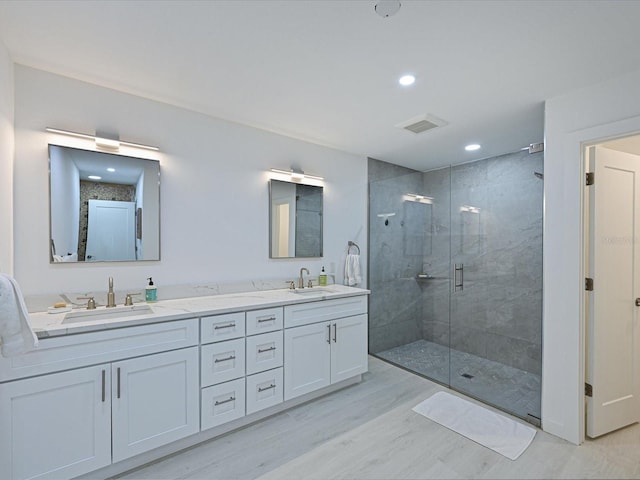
[396,114,448,134]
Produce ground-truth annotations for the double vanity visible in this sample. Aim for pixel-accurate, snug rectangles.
[0,284,369,480]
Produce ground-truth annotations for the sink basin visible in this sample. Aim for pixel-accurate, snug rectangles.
[291,287,336,295]
[63,304,153,324]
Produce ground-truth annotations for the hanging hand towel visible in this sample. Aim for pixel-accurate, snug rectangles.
[344,253,362,287]
[0,273,38,357]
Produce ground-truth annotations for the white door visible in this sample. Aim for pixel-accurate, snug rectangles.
[86,199,136,261]
[0,365,111,480]
[331,314,368,384]
[587,145,640,437]
[284,322,331,401]
[111,347,199,462]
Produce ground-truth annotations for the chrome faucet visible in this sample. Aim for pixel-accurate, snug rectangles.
[106,276,116,308]
[298,267,309,289]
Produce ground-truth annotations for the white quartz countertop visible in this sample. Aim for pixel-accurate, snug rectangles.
[30,285,370,338]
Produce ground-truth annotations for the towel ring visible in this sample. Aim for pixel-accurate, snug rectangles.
[348,241,360,254]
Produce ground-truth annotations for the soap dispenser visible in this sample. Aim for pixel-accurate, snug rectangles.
[145,277,157,302]
[319,267,328,286]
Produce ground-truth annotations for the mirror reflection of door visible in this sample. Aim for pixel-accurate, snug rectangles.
[269,179,323,258]
[85,200,136,261]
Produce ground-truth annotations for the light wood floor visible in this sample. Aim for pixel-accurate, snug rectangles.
[116,357,640,480]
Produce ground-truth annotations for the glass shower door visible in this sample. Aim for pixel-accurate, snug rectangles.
[447,153,543,422]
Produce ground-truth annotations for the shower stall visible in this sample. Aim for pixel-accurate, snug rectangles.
[368,149,543,423]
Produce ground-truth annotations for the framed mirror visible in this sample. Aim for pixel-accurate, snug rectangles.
[269,179,323,258]
[49,144,160,263]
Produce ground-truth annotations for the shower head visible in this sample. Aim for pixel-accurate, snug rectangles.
[534,172,544,180]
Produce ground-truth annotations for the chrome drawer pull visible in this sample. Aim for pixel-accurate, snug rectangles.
[258,346,276,353]
[258,384,276,392]
[257,316,276,323]
[214,323,236,330]
[214,396,236,406]
[214,355,236,363]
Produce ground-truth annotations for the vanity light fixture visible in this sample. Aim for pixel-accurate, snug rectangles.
[45,128,159,151]
[270,168,324,181]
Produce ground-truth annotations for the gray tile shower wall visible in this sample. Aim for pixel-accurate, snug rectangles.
[423,150,543,375]
[369,150,543,376]
[368,158,425,353]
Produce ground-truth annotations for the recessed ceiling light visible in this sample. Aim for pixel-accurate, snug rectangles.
[399,74,415,86]
[107,168,115,172]
[88,175,102,180]
[465,144,481,151]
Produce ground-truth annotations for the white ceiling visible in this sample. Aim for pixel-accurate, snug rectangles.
[2,0,640,171]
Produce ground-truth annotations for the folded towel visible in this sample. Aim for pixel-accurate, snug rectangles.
[344,253,362,287]
[0,274,38,357]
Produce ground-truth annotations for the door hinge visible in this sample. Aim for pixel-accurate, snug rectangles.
[585,278,594,291]
[585,383,593,397]
[586,172,595,186]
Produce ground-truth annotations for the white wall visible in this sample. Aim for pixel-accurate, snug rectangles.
[543,68,640,444]
[13,65,367,296]
[0,39,13,274]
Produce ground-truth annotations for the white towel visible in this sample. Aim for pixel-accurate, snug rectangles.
[0,274,38,357]
[344,254,362,286]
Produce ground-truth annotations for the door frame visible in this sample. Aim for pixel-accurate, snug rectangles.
[579,122,640,444]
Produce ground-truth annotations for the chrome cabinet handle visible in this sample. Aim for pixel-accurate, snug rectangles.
[257,316,276,323]
[214,323,236,330]
[214,355,236,363]
[117,367,121,399]
[258,384,276,392]
[636,298,640,307]
[333,323,337,343]
[101,369,106,402]
[258,346,276,353]
[327,324,331,344]
[214,396,236,406]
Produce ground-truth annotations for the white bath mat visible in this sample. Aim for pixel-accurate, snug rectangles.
[412,391,536,460]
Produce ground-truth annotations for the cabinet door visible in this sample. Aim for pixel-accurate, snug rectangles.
[284,322,331,401]
[111,347,199,462]
[331,314,368,384]
[0,365,111,480]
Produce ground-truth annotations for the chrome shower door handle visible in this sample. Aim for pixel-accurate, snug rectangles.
[454,264,464,292]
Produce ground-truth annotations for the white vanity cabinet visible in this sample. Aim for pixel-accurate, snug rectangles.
[0,319,199,480]
[0,364,112,480]
[283,296,368,401]
[111,347,199,462]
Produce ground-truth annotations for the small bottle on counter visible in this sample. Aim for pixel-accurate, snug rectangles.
[145,277,157,302]
[319,267,328,286]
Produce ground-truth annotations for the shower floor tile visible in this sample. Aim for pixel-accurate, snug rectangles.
[375,339,541,422]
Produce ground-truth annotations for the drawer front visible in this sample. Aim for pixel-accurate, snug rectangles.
[284,295,368,328]
[246,307,283,336]
[201,378,246,431]
[0,319,199,382]
[201,338,246,387]
[200,312,245,344]
[246,331,283,375]
[246,367,283,415]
